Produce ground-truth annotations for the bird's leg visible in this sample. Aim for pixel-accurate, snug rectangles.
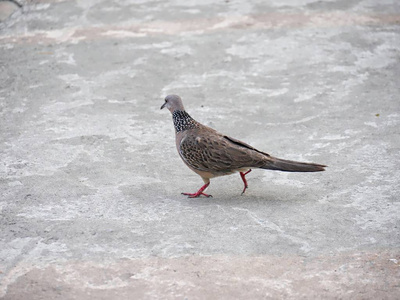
[239,169,252,195]
[182,182,212,198]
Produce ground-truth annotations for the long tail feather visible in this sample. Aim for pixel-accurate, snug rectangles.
[263,157,326,172]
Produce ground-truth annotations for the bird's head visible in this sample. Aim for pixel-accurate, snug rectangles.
[160,94,185,113]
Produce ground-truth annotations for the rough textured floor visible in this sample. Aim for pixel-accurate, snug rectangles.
[1,0,399,299]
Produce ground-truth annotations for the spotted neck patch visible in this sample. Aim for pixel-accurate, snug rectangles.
[172,110,198,133]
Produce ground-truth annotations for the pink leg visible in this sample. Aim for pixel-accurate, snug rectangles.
[182,182,212,198]
[239,169,252,195]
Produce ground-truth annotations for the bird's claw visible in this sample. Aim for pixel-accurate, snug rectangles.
[181,192,213,198]
[181,182,211,198]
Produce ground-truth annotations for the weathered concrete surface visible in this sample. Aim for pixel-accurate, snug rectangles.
[0,0,399,299]
[0,0,22,23]
[0,1,20,23]
[2,251,399,299]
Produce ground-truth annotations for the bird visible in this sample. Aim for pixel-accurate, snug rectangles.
[161,94,326,198]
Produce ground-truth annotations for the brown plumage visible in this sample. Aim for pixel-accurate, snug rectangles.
[161,94,326,198]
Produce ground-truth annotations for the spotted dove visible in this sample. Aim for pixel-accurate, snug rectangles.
[161,95,326,198]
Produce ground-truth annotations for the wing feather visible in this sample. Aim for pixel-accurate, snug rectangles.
[179,128,266,174]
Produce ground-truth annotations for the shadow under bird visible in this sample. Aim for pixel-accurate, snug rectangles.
[161,94,326,198]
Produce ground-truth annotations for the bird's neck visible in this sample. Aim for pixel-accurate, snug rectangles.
[172,110,198,133]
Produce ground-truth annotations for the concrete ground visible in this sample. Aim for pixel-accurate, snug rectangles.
[1,0,399,299]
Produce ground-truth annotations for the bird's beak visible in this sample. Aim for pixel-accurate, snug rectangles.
[160,102,166,110]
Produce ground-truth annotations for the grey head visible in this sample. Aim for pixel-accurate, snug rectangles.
[160,94,185,113]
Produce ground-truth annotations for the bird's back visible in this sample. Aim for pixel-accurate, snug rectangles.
[177,123,268,176]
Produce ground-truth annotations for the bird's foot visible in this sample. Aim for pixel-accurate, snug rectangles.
[182,192,213,198]
[181,182,212,198]
[240,169,252,195]
[241,187,248,196]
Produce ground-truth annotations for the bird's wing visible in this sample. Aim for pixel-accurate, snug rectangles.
[179,128,267,173]
[223,135,271,157]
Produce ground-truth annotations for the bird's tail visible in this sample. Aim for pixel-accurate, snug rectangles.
[262,156,326,172]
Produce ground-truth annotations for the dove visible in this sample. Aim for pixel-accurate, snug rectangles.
[161,95,326,198]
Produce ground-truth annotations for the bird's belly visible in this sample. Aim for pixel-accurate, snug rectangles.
[185,162,250,179]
